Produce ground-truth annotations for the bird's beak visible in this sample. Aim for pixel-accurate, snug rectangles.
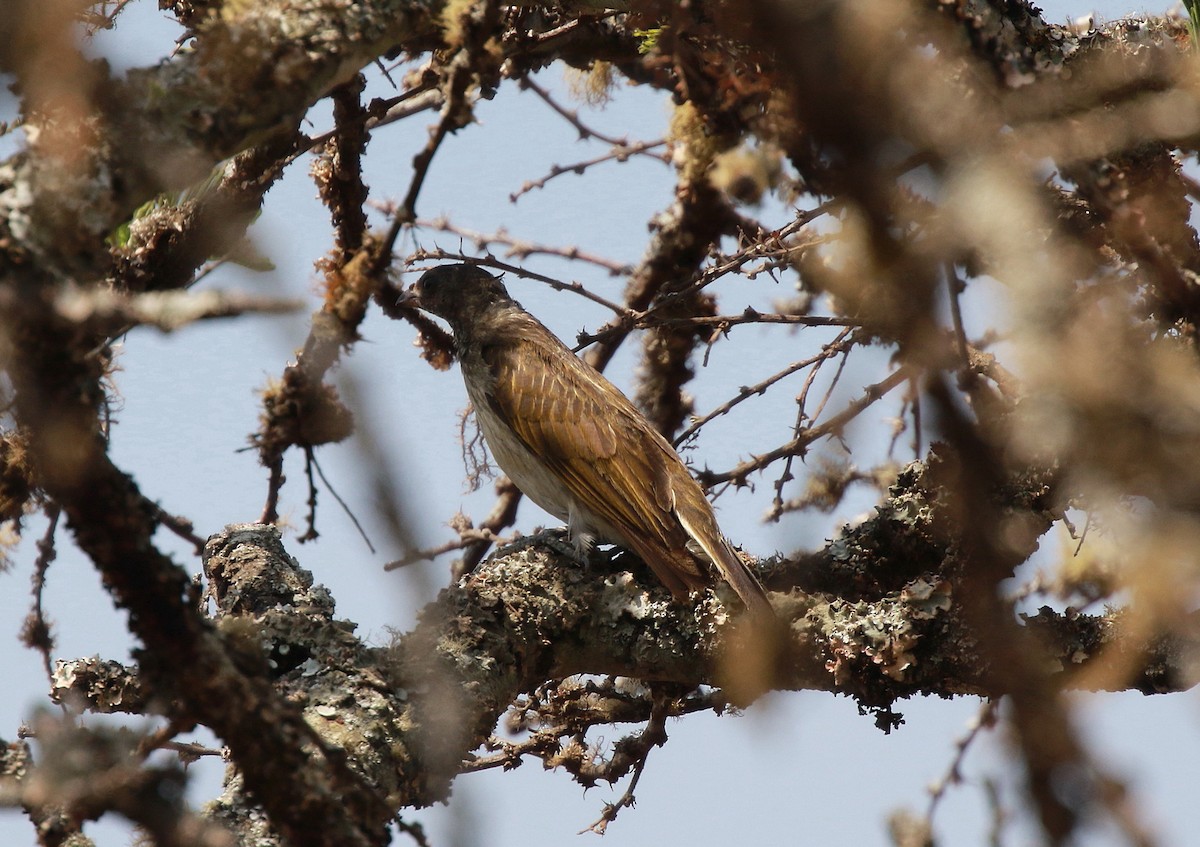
[396,283,421,309]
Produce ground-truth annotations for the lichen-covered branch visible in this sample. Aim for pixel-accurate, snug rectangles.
[1,0,445,278]
[47,460,1198,843]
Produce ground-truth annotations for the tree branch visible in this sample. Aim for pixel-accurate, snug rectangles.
[61,474,1194,842]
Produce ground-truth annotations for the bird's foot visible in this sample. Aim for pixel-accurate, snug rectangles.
[537,526,580,559]
[496,528,629,577]
[495,527,578,560]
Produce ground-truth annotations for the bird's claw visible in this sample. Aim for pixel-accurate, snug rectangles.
[494,527,577,560]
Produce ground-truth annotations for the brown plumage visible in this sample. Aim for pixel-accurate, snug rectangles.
[412,264,773,621]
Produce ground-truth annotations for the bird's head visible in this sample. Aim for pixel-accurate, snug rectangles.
[409,264,514,335]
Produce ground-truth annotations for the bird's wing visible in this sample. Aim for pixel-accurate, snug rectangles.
[479,330,707,592]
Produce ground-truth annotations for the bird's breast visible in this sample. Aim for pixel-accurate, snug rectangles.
[463,370,576,524]
[457,338,627,547]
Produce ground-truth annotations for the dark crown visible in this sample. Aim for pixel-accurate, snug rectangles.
[413,264,511,325]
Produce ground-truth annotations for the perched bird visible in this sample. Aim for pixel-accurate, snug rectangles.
[410,264,773,621]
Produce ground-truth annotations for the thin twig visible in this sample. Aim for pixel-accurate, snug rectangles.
[455,478,523,578]
[411,221,635,277]
[27,506,61,693]
[384,527,503,571]
[768,343,853,516]
[521,76,635,146]
[674,328,853,446]
[581,695,669,835]
[509,139,670,202]
[147,503,206,553]
[395,818,433,847]
[461,724,571,773]
[700,366,913,486]
[309,449,376,554]
[304,84,442,152]
[945,264,971,371]
[926,700,999,820]
[376,110,457,272]
[299,447,321,544]
[260,461,285,525]
[406,247,630,314]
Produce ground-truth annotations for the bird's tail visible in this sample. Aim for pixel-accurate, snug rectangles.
[676,511,775,623]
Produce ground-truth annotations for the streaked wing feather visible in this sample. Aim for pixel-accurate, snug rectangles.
[481,332,682,557]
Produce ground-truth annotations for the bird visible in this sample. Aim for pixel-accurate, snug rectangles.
[410,263,774,622]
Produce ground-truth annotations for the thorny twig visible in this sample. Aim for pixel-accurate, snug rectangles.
[25,506,60,690]
[521,76,653,148]
[581,693,669,835]
[509,139,670,202]
[304,84,443,153]
[674,327,855,447]
[700,366,913,487]
[384,526,505,571]
[406,248,630,316]
[461,723,572,773]
[767,339,854,518]
[411,221,635,277]
[926,700,1000,822]
[377,1,503,269]
[299,447,321,544]
[454,478,523,578]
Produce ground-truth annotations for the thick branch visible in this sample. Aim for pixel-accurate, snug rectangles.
[0,0,444,277]
[173,498,1197,843]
